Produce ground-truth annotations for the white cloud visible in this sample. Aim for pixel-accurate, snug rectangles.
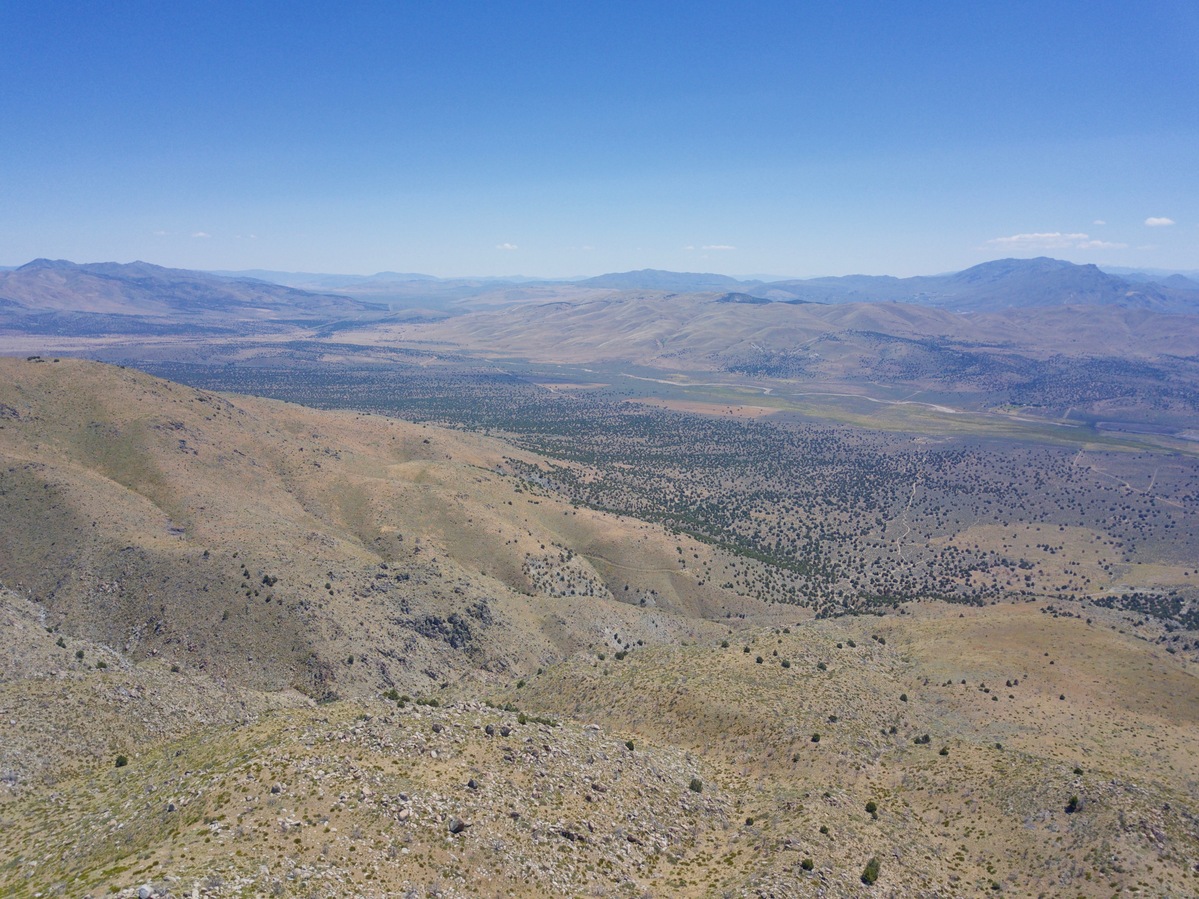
[192,231,211,238]
[683,245,696,251]
[702,244,736,251]
[986,231,1126,252]
[1144,217,1175,227]
[1076,239,1127,250]
[495,242,518,250]
[152,229,169,237]
[987,232,1089,250]
[1092,219,1106,226]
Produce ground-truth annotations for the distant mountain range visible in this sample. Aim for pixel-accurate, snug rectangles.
[1,257,1196,341]
[760,258,1199,312]
[572,258,1199,313]
[0,258,386,335]
[211,268,443,287]
[577,269,749,291]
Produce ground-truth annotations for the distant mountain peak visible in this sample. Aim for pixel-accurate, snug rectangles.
[17,258,76,271]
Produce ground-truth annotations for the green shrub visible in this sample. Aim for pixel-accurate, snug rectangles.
[801,858,814,871]
[688,777,703,793]
[861,855,881,885]
[625,740,634,751]
[115,755,128,768]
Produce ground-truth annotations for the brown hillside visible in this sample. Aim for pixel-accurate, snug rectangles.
[0,357,767,703]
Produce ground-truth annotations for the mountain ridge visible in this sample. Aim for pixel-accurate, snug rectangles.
[4,257,1197,332]
[0,259,389,335]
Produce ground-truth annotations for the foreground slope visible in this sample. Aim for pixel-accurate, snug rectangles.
[2,358,1198,897]
[3,597,1197,897]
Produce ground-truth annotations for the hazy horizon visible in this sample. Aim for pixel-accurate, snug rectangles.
[5,256,1199,285]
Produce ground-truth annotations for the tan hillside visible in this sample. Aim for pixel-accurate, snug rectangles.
[371,292,1199,367]
[0,357,768,705]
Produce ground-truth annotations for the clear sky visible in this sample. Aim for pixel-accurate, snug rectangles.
[2,1,1196,278]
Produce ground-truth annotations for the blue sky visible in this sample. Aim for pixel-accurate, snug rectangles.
[2,1,1196,278]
